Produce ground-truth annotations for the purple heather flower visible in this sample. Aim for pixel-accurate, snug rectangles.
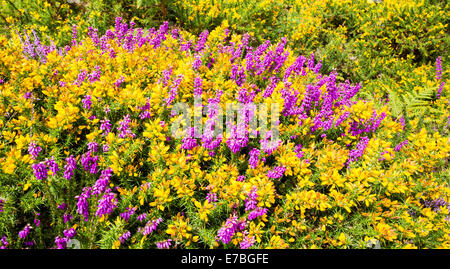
[0,235,9,249]
[236,175,245,182]
[436,56,442,80]
[87,66,101,83]
[76,187,92,221]
[194,76,203,96]
[192,53,202,70]
[195,30,209,52]
[92,167,113,196]
[206,192,218,204]
[72,24,78,46]
[45,156,59,175]
[63,228,76,239]
[348,136,370,163]
[226,122,248,154]
[165,74,183,106]
[114,76,125,88]
[55,236,68,249]
[437,81,445,99]
[267,166,286,179]
[57,203,67,210]
[73,70,87,86]
[103,144,110,152]
[217,215,245,244]
[260,131,281,155]
[95,189,117,218]
[32,162,48,180]
[394,140,409,152]
[248,207,268,221]
[119,231,131,244]
[181,127,199,150]
[248,148,260,169]
[28,142,42,160]
[82,95,92,110]
[23,91,32,99]
[100,118,112,136]
[245,187,258,211]
[118,114,135,138]
[18,224,32,239]
[63,213,72,224]
[156,239,172,249]
[140,218,163,236]
[81,150,99,174]
[120,207,136,221]
[87,141,99,153]
[137,213,147,222]
[64,155,77,180]
[34,213,40,227]
[240,235,256,249]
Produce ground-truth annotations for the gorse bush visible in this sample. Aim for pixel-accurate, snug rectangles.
[0,17,448,249]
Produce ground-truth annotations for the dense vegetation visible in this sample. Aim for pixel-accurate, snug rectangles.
[0,0,448,249]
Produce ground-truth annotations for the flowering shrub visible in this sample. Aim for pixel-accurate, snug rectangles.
[0,16,448,250]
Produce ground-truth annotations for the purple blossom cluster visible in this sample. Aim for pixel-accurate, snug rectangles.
[137,213,147,222]
[63,155,77,180]
[394,140,409,152]
[92,168,113,196]
[0,235,9,249]
[348,111,386,136]
[81,150,99,174]
[31,162,48,180]
[260,131,281,155]
[119,231,131,243]
[420,198,449,212]
[294,144,304,159]
[436,56,442,80]
[206,192,218,203]
[76,187,92,221]
[201,91,224,152]
[45,156,59,175]
[28,141,42,160]
[248,207,268,221]
[180,127,199,150]
[267,166,286,179]
[82,95,92,110]
[347,136,370,164]
[87,66,102,83]
[217,215,246,244]
[95,189,118,218]
[193,76,203,96]
[156,239,172,249]
[120,207,136,221]
[54,227,77,249]
[18,224,32,239]
[73,70,87,87]
[118,114,135,138]
[100,118,112,136]
[139,218,163,236]
[226,122,249,154]
[245,187,258,211]
[165,74,184,106]
[17,29,58,63]
[240,235,256,249]
[139,98,152,119]
[248,148,260,169]
[435,56,445,99]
